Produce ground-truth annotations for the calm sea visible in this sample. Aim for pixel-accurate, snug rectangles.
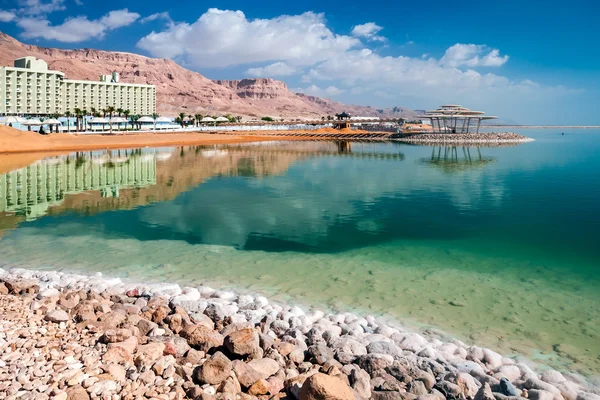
[1,129,599,376]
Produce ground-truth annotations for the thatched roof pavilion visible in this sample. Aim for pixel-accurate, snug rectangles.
[421,105,497,134]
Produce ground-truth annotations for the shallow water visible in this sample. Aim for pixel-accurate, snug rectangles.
[0,130,599,376]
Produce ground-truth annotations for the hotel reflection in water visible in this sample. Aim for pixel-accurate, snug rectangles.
[0,150,157,221]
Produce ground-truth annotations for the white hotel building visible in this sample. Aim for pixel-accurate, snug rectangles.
[0,57,156,116]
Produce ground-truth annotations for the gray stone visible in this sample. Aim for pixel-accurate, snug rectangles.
[475,383,495,400]
[500,377,519,396]
[367,341,402,358]
[45,310,70,323]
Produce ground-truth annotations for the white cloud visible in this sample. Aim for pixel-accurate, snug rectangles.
[140,12,172,24]
[441,44,508,68]
[305,48,515,92]
[18,0,65,15]
[17,9,140,42]
[0,11,17,22]
[351,22,385,41]
[99,9,140,29]
[295,84,344,97]
[137,8,360,68]
[246,62,297,77]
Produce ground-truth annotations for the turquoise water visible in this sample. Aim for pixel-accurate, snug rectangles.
[0,130,599,375]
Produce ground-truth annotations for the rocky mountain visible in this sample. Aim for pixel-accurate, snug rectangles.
[0,32,417,119]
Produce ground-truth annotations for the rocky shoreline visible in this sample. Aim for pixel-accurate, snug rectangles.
[1,267,598,400]
[394,133,533,144]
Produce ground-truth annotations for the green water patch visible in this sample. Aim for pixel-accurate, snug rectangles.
[0,229,598,376]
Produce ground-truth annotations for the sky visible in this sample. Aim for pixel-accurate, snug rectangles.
[0,0,599,124]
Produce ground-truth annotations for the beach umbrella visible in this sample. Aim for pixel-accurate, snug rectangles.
[201,117,215,123]
[109,117,127,131]
[138,116,154,122]
[2,116,22,124]
[44,118,62,133]
[90,117,109,124]
[215,116,230,122]
[155,117,172,122]
[22,119,43,126]
[90,117,109,132]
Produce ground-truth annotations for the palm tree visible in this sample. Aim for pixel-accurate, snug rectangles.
[116,108,124,117]
[151,112,159,131]
[64,111,72,133]
[194,114,203,127]
[131,114,140,130]
[82,109,88,131]
[178,112,186,128]
[123,109,131,130]
[90,107,97,117]
[236,116,242,123]
[106,106,116,133]
[73,108,82,132]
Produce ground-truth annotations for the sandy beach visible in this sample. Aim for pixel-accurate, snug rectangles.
[0,126,286,155]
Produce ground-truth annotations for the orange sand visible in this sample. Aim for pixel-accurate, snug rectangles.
[0,126,288,155]
[0,126,385,163]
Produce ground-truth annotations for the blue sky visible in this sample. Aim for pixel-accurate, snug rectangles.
[1,0,599,124]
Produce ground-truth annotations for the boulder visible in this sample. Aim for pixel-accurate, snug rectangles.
[102,329,132,343]
[107,336,138,354]
[367,341,402,358]
[499,377,519,396]
[66,387,90,400]
[358,354,393,374]
[529,390,557,400]
[247,358,280,380]
[219,375,242,394]
[475,383,496,400]
[232,360,262,388]
[180,324,224,352]
[225,328,260,357]
[248,379,271,396]
[299,373,354,400]
[103,346,133,364]
[524,379,562,396]
[134,342,166,367]
[349,368,371,399]
[308,344,335,365]
[195,352,232,385]
[457,372,481,398]
[137,318,159,336]
[45,310,70,323]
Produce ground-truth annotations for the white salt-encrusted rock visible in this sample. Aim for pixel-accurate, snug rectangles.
[393,332,429,353]
[38,288,60,298]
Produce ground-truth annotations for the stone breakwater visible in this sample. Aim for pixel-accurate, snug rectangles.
[394,133,534,144]
[0,268,598,400]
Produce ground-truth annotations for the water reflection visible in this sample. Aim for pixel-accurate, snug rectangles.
[0,149,157,221]
[0,142,406,232]
[420,146,495,173]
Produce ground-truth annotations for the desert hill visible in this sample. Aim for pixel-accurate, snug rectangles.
[0,32,419,119]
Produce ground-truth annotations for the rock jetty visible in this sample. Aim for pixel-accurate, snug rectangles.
[0,267,598,400]
[395,132,533,144]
